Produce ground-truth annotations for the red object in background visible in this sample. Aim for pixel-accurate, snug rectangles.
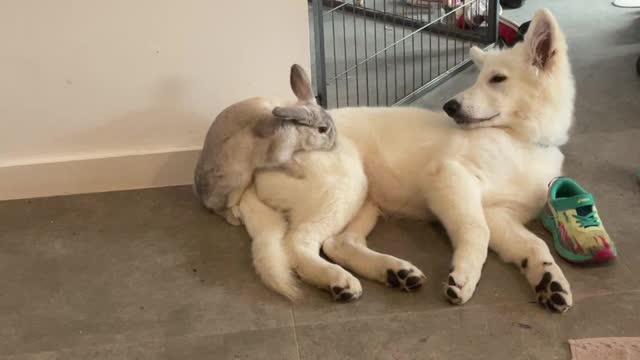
[497,17,520,46]
[456,15,522,47]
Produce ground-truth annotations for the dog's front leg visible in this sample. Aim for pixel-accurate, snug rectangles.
[423,161,489,305]
[485,208,573,313]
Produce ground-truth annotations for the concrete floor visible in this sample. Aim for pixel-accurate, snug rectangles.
[2,1,640,359]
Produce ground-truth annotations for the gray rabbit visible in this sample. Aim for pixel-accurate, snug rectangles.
[194,64,336,225]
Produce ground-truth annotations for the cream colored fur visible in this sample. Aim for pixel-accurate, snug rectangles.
[239,9,575,311]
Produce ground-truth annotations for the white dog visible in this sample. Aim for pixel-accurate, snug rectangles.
[239,9,574,312]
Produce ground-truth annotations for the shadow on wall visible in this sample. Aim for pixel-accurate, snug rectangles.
[57,78,212,158]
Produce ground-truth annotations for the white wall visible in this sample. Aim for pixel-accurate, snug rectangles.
[0,0,311,198]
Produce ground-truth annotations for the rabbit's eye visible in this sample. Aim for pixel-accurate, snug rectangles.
[318,126,328,134]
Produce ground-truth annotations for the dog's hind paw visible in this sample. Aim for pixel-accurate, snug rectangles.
[386,267,426,292]
[329,274,362,303]
[444,274,465,304]
[330,286,358,302]
[443,266,479,305]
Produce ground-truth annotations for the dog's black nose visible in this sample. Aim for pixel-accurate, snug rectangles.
[443,100,461,117]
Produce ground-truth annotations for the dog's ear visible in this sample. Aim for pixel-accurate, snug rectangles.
[289,64,316,104]
[524,9,565,71]
[469,46,486,68]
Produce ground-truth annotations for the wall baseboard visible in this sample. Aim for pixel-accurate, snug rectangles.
[0,149,201,201]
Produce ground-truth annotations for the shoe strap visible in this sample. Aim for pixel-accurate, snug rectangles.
[552,193,595,212]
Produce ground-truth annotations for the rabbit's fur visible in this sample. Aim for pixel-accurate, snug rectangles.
[193,65,336,225]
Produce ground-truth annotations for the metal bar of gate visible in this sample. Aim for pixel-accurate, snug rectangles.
[311,0,500,109]
[395,43,496,106]
[321,0,487,43]
[312,0,328,108]
[328,2,477,83]
[487,0,500,44]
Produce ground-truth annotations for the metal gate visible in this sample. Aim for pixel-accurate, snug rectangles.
[311,0,499,108]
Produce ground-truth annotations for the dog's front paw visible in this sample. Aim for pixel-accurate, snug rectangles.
[534,267,573,313]
[386,266,426,292]
[522,259,572,313]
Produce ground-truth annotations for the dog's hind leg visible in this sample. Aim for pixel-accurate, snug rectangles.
[322,200,426,292]
[238,188,300,301]
[423,161,490,305]
[485,207,573,313]
[287,219,363,302]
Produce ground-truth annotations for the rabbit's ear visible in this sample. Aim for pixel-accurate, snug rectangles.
[290,64,316,104]
[272,106,313,125]
[252,115,279,138]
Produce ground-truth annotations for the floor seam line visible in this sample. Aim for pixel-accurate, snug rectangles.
[292,289,640,327]
[290,307,303,360]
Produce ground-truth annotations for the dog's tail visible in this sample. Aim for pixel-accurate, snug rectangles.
[238,188,300,301]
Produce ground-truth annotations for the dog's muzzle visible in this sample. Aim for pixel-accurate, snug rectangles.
[443,100,499,125]
[443,99,461,118]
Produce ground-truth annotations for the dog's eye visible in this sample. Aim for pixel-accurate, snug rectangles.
[318,126,328,134]
[490,74,508,84]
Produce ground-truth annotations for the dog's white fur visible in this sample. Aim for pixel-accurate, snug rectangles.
[238,9,575,311]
